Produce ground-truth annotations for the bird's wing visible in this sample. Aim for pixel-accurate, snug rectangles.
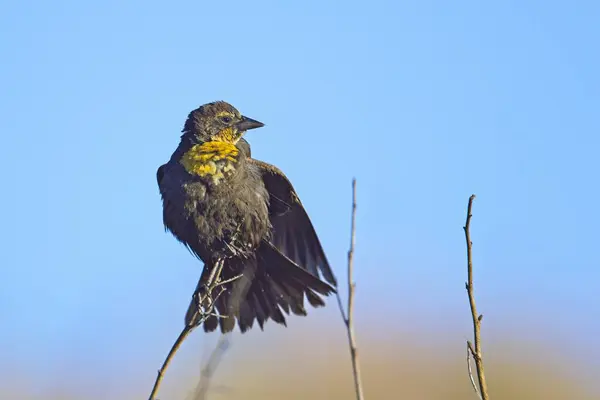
[156,163,178,233]
[156,164,170,228]
[247,158,337,286]
[157,164,166,188]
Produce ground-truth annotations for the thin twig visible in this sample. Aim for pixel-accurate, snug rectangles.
[148,324,195,400]
[193,334,232,400]
[148,260,239,400]
[335,178,365,400]
[464,194,490,400]
[190,267,253,399]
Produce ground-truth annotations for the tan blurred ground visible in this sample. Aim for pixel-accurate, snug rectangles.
[171,323,597,400]
[3,322,597,400]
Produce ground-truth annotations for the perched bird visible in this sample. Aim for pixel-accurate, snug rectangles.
[157,101,337,333]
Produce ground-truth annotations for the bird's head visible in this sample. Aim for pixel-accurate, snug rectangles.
[182,101,264,144]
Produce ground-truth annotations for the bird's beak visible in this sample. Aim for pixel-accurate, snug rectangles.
[235,116,264,132]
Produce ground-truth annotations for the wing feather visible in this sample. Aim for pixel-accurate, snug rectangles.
[247,159,337,286]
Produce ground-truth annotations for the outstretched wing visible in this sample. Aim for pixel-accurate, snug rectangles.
[247,158,337,286]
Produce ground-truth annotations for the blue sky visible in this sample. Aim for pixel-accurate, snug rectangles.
[1,0,599,395]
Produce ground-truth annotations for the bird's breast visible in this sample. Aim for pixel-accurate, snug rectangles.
[179,141,240,185]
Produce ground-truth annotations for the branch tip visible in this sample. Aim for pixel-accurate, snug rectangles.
[464,195,489,400]
[335,178,364,400]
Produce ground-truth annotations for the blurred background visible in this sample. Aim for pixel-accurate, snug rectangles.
[1,1,599,399]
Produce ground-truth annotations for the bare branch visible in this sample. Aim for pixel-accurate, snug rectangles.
[464,194,490,400]
[149,179,366,399]
[335,178,365,400]
[148,322,194,400]
[148,260,243,400]
[188,267,253,399]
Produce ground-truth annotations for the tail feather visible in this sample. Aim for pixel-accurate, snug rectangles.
[252,267,288,327]
[279,280,308,316]
[184,241,336,333]
[260,244,335,297]
[203,310,219,332]
[268,298,287,326]
[218,293,236,333]
[306,290,326,308]
[271,284,292,315]
[250,291,267,329]
[236,299,254,332]
[254,278,279,324]
[269,280,299,315]
[220,264,255,333]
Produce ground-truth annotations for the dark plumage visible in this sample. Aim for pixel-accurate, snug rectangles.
[157,101,337,333]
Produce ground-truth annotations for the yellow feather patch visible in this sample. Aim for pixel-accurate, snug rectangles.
[213,127,237,143]
[180,141,239,184]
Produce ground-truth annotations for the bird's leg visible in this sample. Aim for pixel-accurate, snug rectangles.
[195,263,246,323]
[221,221,244,260]
[203,286,228,318]
[191,259,228,325]
[214,274,243,287]
[207,258,226,288]
[202,225,245,306]
[192,223,247,325]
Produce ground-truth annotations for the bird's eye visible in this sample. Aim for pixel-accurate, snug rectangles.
[220,116,232,124]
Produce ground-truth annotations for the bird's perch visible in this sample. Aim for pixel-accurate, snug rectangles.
[147,261,242,400]
[464,194,490,400]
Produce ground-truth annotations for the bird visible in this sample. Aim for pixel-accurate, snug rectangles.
[156,101,337,333]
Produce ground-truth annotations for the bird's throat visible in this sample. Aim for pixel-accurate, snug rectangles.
[180,141,239,184]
